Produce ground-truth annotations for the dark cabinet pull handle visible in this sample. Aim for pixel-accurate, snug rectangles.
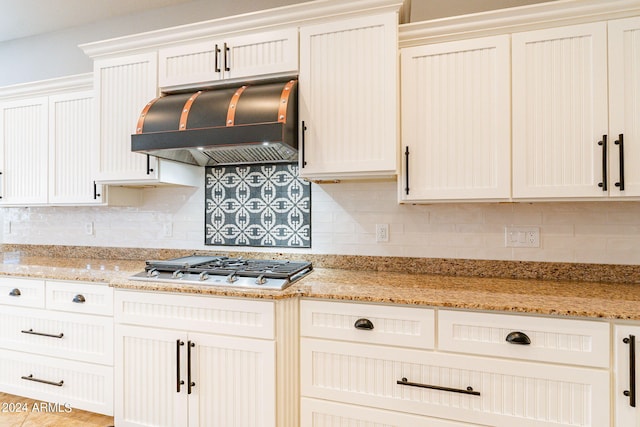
[223,43,230,72]
[21,329,64,339]
[597,135,608,191]
[301,121,307,167]
[404,146,410,195]
[176,340,185,393]
[623,335,636,407]
[354,318,374,330]
[93,181,101,199]
[214,44,221,73]
[397,377,480,396]
[505,331,531,345]
[615,133,625,191]
[146,154,154,174]
[187,341,195,394]
[21,374,63,387]
[9,288,21,297]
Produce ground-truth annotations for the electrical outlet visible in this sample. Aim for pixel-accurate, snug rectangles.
[162,222,173,238]
[376,224,389,243]
[85,222,94,235]
[505,226,540,248]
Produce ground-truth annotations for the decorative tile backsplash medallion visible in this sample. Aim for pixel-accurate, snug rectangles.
[205,163,311,247]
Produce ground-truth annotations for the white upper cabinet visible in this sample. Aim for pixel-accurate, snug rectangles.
[93,52,200,186]
[0,97,48,205]
[512,22,611,199]
[608,16,640,198]
[159,28,298,90]
[299,13,399,180]
[400,35,511,202]
[48,91,99,204]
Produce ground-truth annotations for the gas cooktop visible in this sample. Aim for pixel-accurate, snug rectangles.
[129,255,313,290]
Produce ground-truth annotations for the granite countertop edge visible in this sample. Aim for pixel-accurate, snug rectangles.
[1,256,639,320]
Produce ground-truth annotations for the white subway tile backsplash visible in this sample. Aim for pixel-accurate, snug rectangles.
[1,180,639,265]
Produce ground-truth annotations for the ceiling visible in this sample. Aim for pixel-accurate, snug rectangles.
[0,0,194,42]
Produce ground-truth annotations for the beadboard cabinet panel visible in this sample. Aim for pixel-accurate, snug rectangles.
[301,338,609,427]
[400,35,511,202]
[0,97,48,205]
[512,22,609,199]
[48,91,98,204]
[608,16,640,198]
[299,13,398,180]
[159,28,298,89]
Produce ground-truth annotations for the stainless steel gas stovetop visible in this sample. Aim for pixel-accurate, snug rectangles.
[129,255,313,290]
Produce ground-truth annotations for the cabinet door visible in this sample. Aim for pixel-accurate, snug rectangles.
[188,332,276,427]
[0,97,48,205]
[299,13,398,180]
[159,28,298,89]
[400,35,510,202]
[48,91,100,204]
[115,325,187,427]
[614,325,640,427]
[512,22,609,199]
[608,17,640,198]
[93,52,159,183]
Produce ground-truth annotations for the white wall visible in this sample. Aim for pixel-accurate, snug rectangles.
[2,182,639,265]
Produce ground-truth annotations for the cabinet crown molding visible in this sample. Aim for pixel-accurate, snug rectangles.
[0,73,93,99]
[400,0,640,47]
[80,0,409,59]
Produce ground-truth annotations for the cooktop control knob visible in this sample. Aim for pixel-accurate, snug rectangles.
[147,268,159,278]
[172,270,184,279]
[199,271,209,281]
[226,273,238,283]
[255,275,268,285]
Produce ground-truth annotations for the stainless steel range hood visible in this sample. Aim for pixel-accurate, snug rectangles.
[131,80,297,167]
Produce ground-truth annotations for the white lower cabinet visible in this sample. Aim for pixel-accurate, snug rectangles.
[114,290,297,427]
[301,300,611,427]
[0,279,114,415]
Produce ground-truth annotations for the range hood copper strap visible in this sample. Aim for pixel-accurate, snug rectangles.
[226,85,248,126]
[136,97,161,134]
[179,91,202,131]
[278,80,296,124]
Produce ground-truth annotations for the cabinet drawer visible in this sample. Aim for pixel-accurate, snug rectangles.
[0,306,113,365]
[301,338,609,427]
[438,310,610,368]
[0,348,113,416]
[300,300,435,349]
[46,280,113,315]
[0,277,45,308]
[302,398,485,427]
[115,290,275,339]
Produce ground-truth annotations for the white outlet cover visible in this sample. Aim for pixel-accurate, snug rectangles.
[505,226,540,248]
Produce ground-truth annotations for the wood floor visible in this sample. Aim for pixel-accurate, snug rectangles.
[0,393,114,427]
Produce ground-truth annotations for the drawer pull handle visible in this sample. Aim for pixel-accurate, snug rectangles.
[72,294,86,303]
[21,329,64,339]
[21,374,63,387]
[187,341,195,394]
[176,340,185,393]
[623,335,636,407]
[506,331,531,345]
[9,288,21,296]
[397,377,480,396]
[354,318,374,330]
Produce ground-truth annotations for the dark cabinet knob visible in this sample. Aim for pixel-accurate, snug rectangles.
[505,331,531,345]
[72,294,86,303]
[9,288,21,296]
[354,318,374,330]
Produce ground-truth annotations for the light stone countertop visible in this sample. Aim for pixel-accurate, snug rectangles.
[1,256,640,320]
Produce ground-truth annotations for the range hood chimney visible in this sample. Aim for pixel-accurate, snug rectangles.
[131,80,298,167]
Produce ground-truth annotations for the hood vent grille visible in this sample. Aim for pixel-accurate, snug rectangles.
[131,79,298,167]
